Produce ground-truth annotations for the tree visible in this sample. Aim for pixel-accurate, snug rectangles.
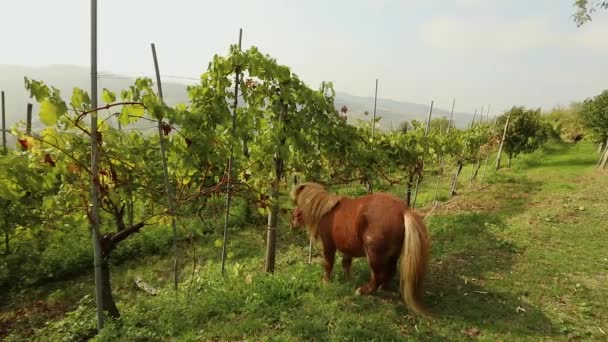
[447,123,492,195]
[578,90,608,168]
[579,90,608,144]
[544,102,584,141]
[573,0,608,26]
[21,77,230,319]
[495,106,553,166]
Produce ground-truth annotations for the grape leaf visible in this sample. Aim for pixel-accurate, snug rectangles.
[102,88,116,104]
[71,88,90,110]
[39,100,61,125]
[120,104,145,126]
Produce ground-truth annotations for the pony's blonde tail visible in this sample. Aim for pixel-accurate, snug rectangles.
[399,210,431,316]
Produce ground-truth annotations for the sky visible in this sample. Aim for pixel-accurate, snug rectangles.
[1,0,608,115]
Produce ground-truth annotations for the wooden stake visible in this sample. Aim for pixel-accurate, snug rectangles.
[89,0,105,331]
[450,114,476,196]
[599,137,608,169]
[496,113,511,170]
[26,103,32,135]
[151,42,179,291]
[480,105,495,184]
[447,98,455,133]
[222,28,243,275]
[411,100,433,209]
[265,103,286,273]
[432,99,455,202]
[367,79,379,195]
[1,91,6,155]
[371,79,378,139]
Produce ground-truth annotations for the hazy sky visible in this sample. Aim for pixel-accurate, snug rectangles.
[2,0,608,114]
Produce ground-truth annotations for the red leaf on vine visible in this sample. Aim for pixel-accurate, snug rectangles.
[162,123,172,136]
[18,138,30,150]
[185,137,193,148]
[44,154,56,167]
[341,105,348,114]
[68,163,80,174]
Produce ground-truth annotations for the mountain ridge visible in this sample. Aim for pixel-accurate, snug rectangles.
[1,65,476,147]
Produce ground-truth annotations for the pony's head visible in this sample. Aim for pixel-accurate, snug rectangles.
[290,207,304,231]
[289,182,343,238]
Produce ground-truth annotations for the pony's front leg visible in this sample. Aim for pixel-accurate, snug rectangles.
[322,246,336,283]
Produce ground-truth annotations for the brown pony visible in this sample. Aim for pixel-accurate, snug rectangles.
[290,182,431,315]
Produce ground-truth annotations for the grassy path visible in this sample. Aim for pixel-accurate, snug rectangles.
[2,142,607,341]
[418,142,607,340]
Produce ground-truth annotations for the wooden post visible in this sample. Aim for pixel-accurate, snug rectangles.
[1,91,6,155]
[480,106,496,184]
[596,142,604,166]
[600,148,608,169]
[432,99,455,202]
[89,0,105,331]
[447,99,455,133]
[222,28,243,275]
[265,103,287,273]
[151,43,179,291]
[424,100,434,135]
[26,103,33,135]
[367,79,379,195]
[411,100,433,209]
[450,114,476,196]
[470,108,477,129]
[449,162,463,196]
[496,113,511,170]
[599,136,608,169]
[469,105,487,184]
[371,79,378,139]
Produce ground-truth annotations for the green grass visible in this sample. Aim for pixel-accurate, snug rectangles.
[2,142,607,341]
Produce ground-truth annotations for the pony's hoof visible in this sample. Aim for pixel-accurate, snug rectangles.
[355,287,369,295]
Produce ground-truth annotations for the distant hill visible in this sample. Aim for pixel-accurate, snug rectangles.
[0,64,475,148]
[334,92,475,130]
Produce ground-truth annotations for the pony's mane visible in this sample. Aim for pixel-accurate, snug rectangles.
[290,182,343,239]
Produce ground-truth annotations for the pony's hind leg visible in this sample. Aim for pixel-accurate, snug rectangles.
[342,255,353,279]
[355,247,390,296]
[379,254,399,292]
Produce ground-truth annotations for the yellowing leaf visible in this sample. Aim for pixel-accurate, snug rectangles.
[71,88,90,109]
[102,88,116,104]
[39,100,61,125]
[120,104,145,126]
